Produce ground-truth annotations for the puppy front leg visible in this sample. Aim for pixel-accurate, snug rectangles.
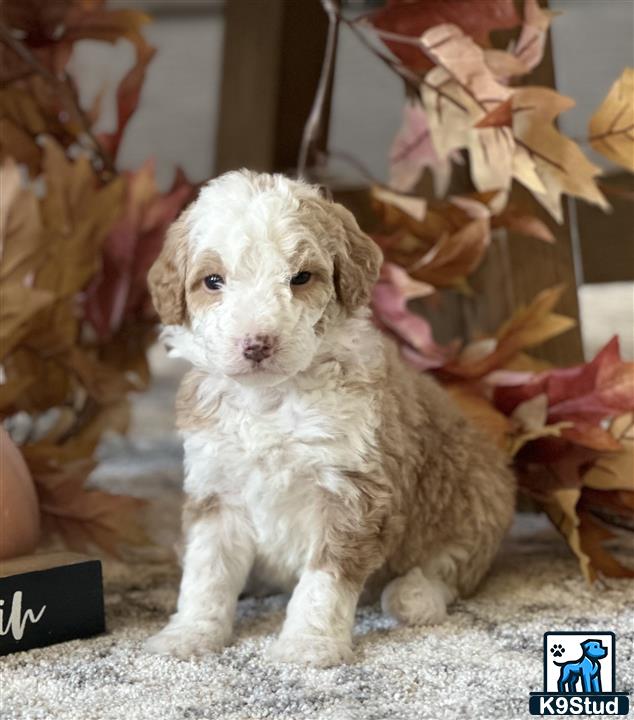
[145,498,254,659]
[270,484,388,667]
[270,568,361,667]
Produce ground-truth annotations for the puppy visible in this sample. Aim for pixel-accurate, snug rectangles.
[145,170,516,666]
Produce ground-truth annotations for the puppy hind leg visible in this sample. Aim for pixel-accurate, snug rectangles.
[381,567,455,626]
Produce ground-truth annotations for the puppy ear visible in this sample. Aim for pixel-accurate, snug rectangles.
[331,203,383,313]
[147,214,189,325]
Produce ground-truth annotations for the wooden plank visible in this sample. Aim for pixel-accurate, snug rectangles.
[502,15,584,366]
[215,0,331,174]
[577,171,634,284]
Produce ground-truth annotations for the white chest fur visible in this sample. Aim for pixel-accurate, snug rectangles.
[181,370,377,587]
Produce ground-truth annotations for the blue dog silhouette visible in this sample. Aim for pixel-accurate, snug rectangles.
[555,639,607,693]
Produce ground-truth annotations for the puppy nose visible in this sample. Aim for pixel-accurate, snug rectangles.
[242,334,276,362]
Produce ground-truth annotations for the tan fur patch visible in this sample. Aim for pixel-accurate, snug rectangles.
[309,337,515,597]
[182,494,220,530]
[176,369,223,431]
[330,203,382,313]
[312,473,401,588]
[147,215,190,325]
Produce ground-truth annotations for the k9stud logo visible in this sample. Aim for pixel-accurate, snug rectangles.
[529,632,630,716]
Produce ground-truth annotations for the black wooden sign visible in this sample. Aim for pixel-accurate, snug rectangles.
[0,552,105,656]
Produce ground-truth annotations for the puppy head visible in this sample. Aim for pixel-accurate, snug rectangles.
[148,170,382,386]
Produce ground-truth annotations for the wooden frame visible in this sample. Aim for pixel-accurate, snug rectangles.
[215,0,333,174]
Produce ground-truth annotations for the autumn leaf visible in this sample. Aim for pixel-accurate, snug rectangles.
[0,0,75,83]
[372,185,427,222]
[367,0,520,74]
[372,190,492,288]
[0,159,54,361]
[85,160,194,340]
[389,100,449,193]
[541,487,595,581]
[23,400,146,557]
[10,138,125,387]
[0,1,150,86]
[583,414,634,492]
[510,0,558,75]
[577,510,634,580]
[0,119,40,176]
[494,336,634,449]
[482,50,531,81]
[512,87,610,222]
[589,68,634,172]
[0,73,92,176]
[97,35,157,160]
[419,24,609,220]
[371,270,457,370]
[62,7,151,46]
[36,137,124,297]
[65,347,140,404]
[378,262,435,300]
[34,458,147,557]
[492,208,555,243]
[423,188,556,244]
[445,285,575,379]
[411,222,490,286]
[420,24,514,194]
[507,392,572,456]
[574,415,634,578]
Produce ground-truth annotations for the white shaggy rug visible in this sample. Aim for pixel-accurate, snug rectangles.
[2,347,633,720]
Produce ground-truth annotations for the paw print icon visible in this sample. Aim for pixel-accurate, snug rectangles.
[550,643,565,658]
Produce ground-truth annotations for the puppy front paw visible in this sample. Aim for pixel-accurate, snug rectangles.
[269,634,353,667]
[144,618,229,659]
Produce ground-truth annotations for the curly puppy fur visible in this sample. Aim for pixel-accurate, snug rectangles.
[145,170,516,667]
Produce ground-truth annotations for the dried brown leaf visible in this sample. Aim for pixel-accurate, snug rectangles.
[583,414,634,492]
[511,0,558,75]
[445,286,575,378]
[420,25,609,220]
[589,68,634,172]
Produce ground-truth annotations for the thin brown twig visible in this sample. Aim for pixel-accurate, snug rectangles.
[319,148,381,185]
[297,0,341,178]
[340,12,471,115]
[336,10,420,93]
[0,21,117,177]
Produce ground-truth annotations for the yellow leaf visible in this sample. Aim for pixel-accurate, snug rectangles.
[445,286,575,378]
[37,138,124,297]
[419,25,609,221]
[420,25,514,193]
[0,159,45,284]
[508,393,572,456]
[371,186,427,222]
[583,414,634,492]
[589,68,634,172]
[0,375,35,415]
[483,49,529,79]
[513,87,610,222]
[512,0,559,74]
[65,347,135,404]
[496,285,576,348]
[541,488,594,582]
[578,510,634,579]
[0,285,54,360]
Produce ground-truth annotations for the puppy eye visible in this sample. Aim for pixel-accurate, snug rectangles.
[203,274,224,291]
[290,271,312,286]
